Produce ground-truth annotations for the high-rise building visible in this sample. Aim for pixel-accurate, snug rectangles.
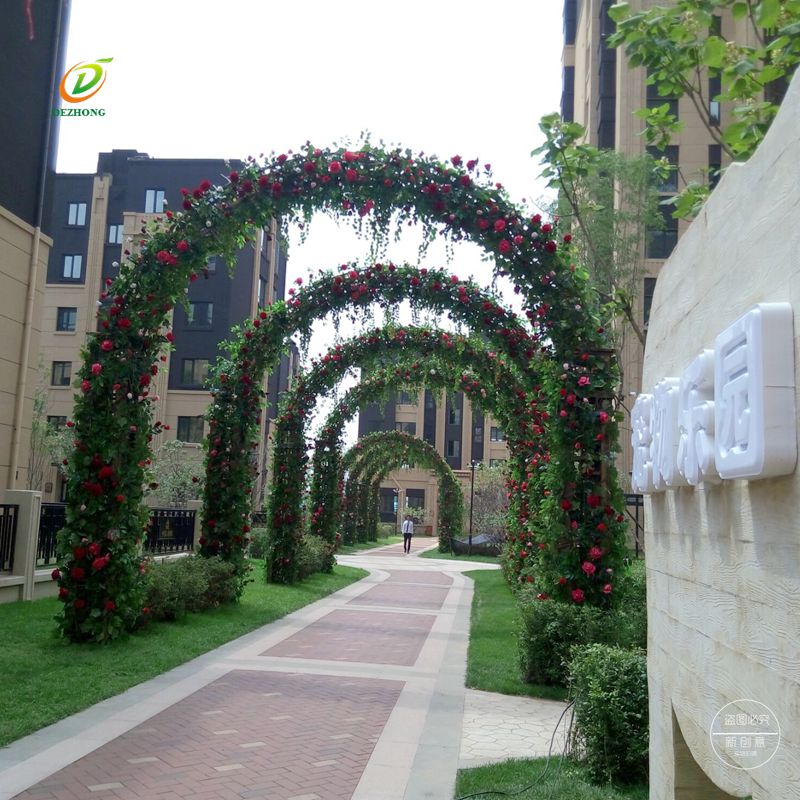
[0,1,70,490]
[561,0,762,485]
[358,391,509,536]
[38,150,297,505]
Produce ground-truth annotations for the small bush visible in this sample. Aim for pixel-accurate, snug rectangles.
[297,534,335,578]
[144,556,239,621]
[517,592,612,685]
[616,559,647,650]
[248,527,270,560]
[377,522,396,538]
[569,643,649,784]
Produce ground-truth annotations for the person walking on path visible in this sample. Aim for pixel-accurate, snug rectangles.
[402,514,414,553]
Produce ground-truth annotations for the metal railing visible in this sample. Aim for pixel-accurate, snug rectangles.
[144,508,195,554]
[0,504,19,572]
[38,503,66,566]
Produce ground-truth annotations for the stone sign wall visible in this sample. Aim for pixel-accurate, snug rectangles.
[640,71,800,798]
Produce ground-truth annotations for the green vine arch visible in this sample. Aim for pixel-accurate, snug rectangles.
[55,143,623,642]
[340,432,464,550]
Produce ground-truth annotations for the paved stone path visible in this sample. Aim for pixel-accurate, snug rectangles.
[0,540,567,800]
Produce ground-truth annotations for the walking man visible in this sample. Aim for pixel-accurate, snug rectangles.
[402,515,414,554]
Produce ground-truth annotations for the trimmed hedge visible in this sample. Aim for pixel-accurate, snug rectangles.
[568,643,649,784]
[144,556,239,622]
[517,559,647,686]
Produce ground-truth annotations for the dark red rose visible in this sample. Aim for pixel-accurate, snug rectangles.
[328,161,342,174]
[73,598,86,609]
[70,566,85,580]
[345,168,358,183]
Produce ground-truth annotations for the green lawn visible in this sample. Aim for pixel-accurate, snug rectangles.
[456,757,648,799]
[420,549,500,564]
[465,569,568,701]
[336,535,402,554]
[0,564,366,747]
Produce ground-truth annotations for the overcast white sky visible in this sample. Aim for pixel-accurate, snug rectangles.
[57,0,564,440]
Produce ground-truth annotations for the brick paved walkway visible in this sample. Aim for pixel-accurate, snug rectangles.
[2,543,496,800]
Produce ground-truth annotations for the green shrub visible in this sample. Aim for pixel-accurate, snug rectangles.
[517,591,612,685]
[616,559,647,650]
[568,643,649,784]
[297,534,335,578]
[144,556,239,621]
[248,527,269,560]
[377,521,396,538]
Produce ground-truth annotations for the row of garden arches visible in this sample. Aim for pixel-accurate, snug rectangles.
[55,144,626,643]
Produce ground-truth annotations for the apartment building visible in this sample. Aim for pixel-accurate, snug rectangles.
[561,0,762,484]
[39,150,297,506]
[0,1,69,490]
[358,390,509,535]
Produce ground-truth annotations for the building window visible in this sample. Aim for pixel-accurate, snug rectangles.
[259,276,267,307]
[708,74,722,126]
[424,392,435,410]
[144,188,166,213]
[643,277,657,327]
[397,390,416,406]
[489,458,506,468]
[708,145,722,189]
[448,407,462,425]
[473,425,484,443]
[47,415,67,430]
[647,145,679,193]
[646,206,679,259]
[108,224,123,244]
[67,202,87,226]
[207,255,217,274]
[51,361,71,386]
[56,307,77,332]
[406,489,425,509]
[181,358,209,386]
[563,0,577,45]
[490,426,505,442]
[187,301,213,328]
[395,421,417,435]
[646,75,679,119]
[561,65,575,122]
[62,254,83,281]
[177,416,205,443]
[446,439,461,457]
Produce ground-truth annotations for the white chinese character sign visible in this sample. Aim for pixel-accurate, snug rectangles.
[677,349,720,486]
[714,303,796,479]
[631,393,654,493]
[632,303,796,493]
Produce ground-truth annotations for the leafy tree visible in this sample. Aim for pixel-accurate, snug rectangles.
[26,379,71,492]
[148,439,204,508]
[608,0,800,216]
[469,464,509,543]
[534,114,665,348]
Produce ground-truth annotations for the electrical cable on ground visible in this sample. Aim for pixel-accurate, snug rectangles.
[455,698,576,800]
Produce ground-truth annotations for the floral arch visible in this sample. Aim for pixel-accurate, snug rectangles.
[262,325,538,582]
[54,143,624,642]
[340,432,464,549]
[307,352,533,552]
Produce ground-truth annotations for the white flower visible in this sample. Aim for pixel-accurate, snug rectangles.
[206,220,212,228]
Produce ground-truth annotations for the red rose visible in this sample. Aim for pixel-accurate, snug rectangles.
[581,561,597,576]
[345,168,358,183]
[563,234,572,243]
[602,583,613,595]
[545,240,557,253]
[541,223,552,234]
[596,522,607,533]
[588,546,603,560]
[477,218,489,230]
[98,465,114,480]
[73,546,86,560]
[344,150,359,162]
[587,494,601,508]
[92,555,110,571]
[104,599,116,612]
[58,587,69,599]
[70,566,85,580]
[493,219,506,232]
[328,161,342,174]
[498,240,511,254]
[51,568,61,581]
[165,331,174,342]
[229,170,239,182]
[560,499,571,511]
[571,588,585,603]
[100,340,113,352]
[73,598,86,609]
[81,380,90,392]
[558,577,567,585]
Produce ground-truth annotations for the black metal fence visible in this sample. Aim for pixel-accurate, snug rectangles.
[37,504,195,562]
[38,503,66,566]
[144,508,196,554]
[624,493,645,557]
[0,504,19,572]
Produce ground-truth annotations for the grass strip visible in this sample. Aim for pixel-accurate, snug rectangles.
[336,535,402,554]
[0,564,365,746]
[455,757,648,799]
[419,549,500,564]
[465,569,568,702]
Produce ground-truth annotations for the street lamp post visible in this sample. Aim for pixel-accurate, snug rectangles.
[468,460,479,555]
